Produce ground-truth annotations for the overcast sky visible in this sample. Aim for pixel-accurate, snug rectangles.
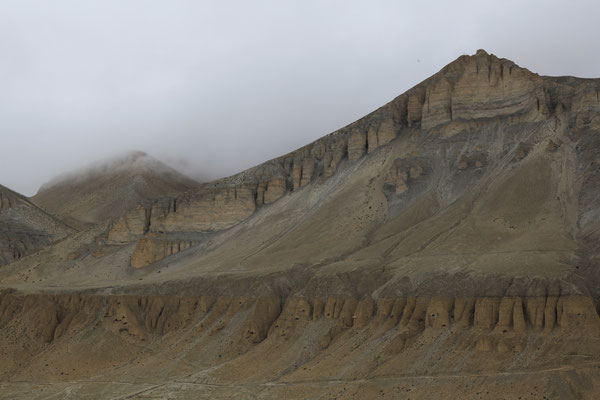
[1,0,599,195]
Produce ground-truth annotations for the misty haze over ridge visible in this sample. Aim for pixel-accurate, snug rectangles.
[1,0,600,196]
[34,150,195,193]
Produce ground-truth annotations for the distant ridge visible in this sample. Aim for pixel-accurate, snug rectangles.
[31,151,199,230]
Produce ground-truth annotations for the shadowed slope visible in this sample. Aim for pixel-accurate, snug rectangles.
[0,184,74,266]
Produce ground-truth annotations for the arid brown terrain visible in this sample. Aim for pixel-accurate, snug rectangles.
[2,50,600,399]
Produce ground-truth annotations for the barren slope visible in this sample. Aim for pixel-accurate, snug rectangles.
[2,50,600,399]
[0,184,73,266]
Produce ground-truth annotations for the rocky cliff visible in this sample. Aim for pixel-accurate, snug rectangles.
[130,236,197,268]
[1,287,599,398]
[107,185,256,243]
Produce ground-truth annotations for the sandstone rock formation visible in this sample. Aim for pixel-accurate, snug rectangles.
[130,236,196,268]
[1,288,600,398]
[107,186,256,243]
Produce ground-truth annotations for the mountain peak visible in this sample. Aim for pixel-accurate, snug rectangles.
[36,151,190,194]
[32,151,199,229]
[396,49,544,130]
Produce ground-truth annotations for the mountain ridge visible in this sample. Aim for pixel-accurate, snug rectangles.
[2,50,600,399]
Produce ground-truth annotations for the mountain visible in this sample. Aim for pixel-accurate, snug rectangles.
[31,151,200,230]
[2,50,600,398]
[0,184,74,266]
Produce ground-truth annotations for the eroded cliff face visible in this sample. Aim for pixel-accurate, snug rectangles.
[2,289,599,397]
[108,186,256,244]
[130,236,196,268]
[420,49,549,128]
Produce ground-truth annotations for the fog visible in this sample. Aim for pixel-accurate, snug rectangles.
[1,0,599,196]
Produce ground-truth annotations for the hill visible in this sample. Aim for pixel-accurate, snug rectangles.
[31,151,200,230]
[2,50,600,399]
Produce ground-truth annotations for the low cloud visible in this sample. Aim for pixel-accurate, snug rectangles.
[1,0,599,195]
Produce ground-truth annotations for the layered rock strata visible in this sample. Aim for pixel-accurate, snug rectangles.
[109,50,564,247]
[130,236,197,268]
[108,186,256,243]
[1,290,598,381]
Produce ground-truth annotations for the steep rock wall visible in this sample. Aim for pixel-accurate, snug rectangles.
[130,237,197,268]
[2,290,600,386]
[2,291,598,348]
[420,50,547,129]
[108,187,256,243]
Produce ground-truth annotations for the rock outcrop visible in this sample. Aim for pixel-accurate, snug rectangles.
[424,50,547,128]
[108,186,256,243]
[131,236,197,268]
[384,158,427,194]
